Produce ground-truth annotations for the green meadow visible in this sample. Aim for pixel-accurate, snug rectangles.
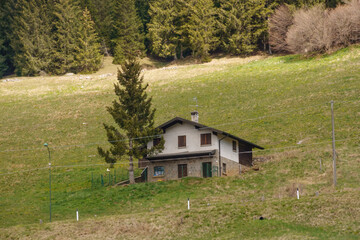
[0,46,359,239]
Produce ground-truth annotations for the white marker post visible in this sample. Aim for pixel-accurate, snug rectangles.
[188,198,190,210]
[76,209,79,221]
[296,188,300,200]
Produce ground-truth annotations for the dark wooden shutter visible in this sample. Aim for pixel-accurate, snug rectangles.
[178,164,188,178]
[201,133,211,145]
[178,135,186,147]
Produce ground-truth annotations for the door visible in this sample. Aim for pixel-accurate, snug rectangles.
[178,164,188,178]
[202,162,212,178]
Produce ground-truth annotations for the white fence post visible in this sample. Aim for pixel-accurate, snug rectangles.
[296,188,300,200]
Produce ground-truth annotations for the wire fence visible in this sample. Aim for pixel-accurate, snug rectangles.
[0,99,359,227]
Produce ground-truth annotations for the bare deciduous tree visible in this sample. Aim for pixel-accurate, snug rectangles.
[327,0,360,49]
[286,5,329,54]
[269,5,294,53]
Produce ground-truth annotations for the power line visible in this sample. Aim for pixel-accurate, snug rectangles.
[0,167,48,176]
[1,136,358,176]
[1,99,352,153]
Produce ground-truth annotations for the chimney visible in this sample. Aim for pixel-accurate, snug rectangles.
[191,111,199,123]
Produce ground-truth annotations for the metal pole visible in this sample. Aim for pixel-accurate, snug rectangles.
[331,101,337,186]
[218,136,227,177]
[44,143,51,222]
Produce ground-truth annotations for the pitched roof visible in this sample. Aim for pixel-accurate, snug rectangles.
[157,117,264,149]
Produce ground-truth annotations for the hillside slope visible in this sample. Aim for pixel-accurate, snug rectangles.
[0,47,359,238]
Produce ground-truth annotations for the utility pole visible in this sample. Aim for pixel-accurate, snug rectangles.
[331,101,337,186]
[44,143,52,222]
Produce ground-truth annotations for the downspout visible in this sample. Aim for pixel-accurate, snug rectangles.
[218,135,227,177]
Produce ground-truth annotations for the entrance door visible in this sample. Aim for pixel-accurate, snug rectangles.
[202,162,212,178]
[178,164,188,178]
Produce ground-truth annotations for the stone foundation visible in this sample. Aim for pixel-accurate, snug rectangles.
[146,151,243,182]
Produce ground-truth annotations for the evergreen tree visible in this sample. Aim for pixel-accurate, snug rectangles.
[218,0,268,55]
[78,0,113,55]
[183,0,218,62]
[11,0,53,76]
[75,7,102,73]
[50,0,82,74]
[0,3,8,78]
[147,0,183,59]
[135,0,151,34]
[0,38,7,78]
[98,58,164,184]
[325,0,343,8]
[111,0,145,64]
[0,0,17,77]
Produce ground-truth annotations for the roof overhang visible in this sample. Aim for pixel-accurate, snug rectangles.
[146,150,216,161]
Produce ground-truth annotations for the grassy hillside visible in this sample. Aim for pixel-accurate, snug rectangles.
[0,46,359,239]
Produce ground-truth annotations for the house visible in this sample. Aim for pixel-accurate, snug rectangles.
[139,111,264,182]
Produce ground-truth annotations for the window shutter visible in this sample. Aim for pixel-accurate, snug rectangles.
[178,135,186,147]
[201,133,211,145]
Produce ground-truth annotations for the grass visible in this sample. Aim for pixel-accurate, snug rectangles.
[0,46,359,239]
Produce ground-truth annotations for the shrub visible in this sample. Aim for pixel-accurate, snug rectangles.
[327,0,360,49]
[269,5,294,53]
[286,5,329,54]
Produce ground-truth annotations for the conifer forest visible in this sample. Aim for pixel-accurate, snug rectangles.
[0,0,344,78]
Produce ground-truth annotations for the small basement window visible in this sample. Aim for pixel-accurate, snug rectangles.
[178,135,186,148]
[201,133,211,146]
[232,141,237,152]
[154,166,164,176]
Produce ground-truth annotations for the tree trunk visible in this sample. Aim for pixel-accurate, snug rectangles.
[180,44,184,59]
[129,139,135,184]
[103,39,109,56]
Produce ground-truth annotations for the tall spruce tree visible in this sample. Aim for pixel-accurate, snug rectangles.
[75,7,102,73]
[78,0,113,55]
[11,0,53,76]
[135,0,151,34]
[183,0,218,61]
[0,0,17,77]
[98,58,164,184]
[111,0,145,64]
[0,38,7,78]
[51,0,82,74]
[147,0,183,59]
[0,2,8,78]
[218,0,268,55]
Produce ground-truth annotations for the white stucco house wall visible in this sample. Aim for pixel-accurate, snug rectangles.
[139,112,263,182]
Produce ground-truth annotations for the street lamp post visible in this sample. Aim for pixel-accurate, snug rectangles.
[44,143,51,222]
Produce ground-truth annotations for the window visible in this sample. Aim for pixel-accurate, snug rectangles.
[154,166,164,176]
[153,138,161,146]
[178,135,186,148]
[222,163,227,174]
[178,164,188,178]
[201,133,211,146]
[232,141,237,152]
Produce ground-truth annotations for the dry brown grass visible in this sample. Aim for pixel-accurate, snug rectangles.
[0,55,266,98]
